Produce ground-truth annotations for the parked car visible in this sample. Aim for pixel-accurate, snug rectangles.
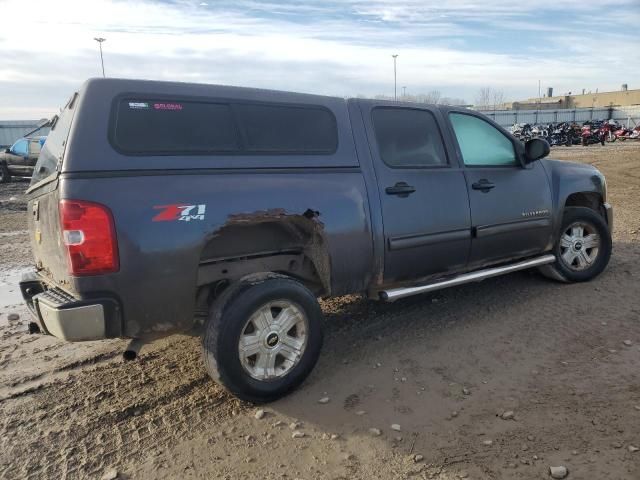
[0,136,47,182]
[20,79,612,402]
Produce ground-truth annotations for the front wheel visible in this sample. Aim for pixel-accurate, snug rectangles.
[539,207,611,282]
[0,163,11,183]
[202,274,324,403]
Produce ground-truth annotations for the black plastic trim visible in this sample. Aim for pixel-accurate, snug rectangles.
[475,218,552,238]
[388,228,471,251]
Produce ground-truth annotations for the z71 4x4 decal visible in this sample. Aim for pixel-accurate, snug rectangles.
[152,204,206,222]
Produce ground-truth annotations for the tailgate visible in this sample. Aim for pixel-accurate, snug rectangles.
[27,94,77,291]
[28,187,71,289]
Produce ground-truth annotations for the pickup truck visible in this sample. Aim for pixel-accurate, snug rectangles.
[20,78,612,402]
[0,136,46,182]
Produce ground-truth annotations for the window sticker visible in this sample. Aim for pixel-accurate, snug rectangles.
[153,102,183,111]
[128,102,150,109]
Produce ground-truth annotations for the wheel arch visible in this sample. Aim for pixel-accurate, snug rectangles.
[554,191,608,246]
[195,213,331,313]
[563,191,604,215]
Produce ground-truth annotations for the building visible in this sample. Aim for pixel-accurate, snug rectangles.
[509,85,640,110]
[0,119,50,149]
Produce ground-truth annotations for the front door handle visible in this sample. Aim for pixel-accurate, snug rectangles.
[385,182,416,197]
[472,179,496,192]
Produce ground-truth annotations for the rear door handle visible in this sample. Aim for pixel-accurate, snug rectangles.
[472,179,495,192]
[385,182,416,197]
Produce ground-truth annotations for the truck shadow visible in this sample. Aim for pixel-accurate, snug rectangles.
[266,240,638,451]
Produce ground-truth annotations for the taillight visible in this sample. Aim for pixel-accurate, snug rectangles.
[59,200,119,275]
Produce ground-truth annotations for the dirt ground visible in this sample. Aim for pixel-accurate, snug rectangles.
[1,143,639,480]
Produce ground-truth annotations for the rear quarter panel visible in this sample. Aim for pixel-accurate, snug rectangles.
[61,171,372,337]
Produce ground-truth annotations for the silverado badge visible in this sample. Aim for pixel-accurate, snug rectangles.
[522,209,550,218]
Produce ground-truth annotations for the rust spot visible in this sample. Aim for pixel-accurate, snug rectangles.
[227,208,288,224]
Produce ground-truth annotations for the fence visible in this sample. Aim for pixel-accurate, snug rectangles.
[478,105,640,128]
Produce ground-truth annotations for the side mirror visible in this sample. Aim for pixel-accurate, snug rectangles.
[524,138,550,163]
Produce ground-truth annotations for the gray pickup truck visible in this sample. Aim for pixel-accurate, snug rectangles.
[0,136,46,182]
[20,78,612,402]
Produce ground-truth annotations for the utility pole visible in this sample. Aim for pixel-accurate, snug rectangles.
[538,79,541,103]
[94,37,106,77]
[402,86,407,98]
[392,54,398,101]
[536,79,541,123]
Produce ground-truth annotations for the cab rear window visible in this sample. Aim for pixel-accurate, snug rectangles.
[111,98,338,155]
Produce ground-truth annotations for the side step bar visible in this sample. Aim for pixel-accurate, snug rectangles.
[379,254,556,302]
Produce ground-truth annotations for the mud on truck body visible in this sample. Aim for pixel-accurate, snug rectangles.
[21,78,612,402]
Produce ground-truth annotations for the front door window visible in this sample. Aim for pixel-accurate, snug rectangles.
[449,113,516,166]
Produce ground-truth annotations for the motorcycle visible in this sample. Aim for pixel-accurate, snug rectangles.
[548,122,574,147]
[511,123,532,142]
[581,122,605,146]
[615,125,640,141]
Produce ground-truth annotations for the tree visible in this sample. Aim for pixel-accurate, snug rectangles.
[475,87,492,109]
[492,89,505,110]
[439,96,467,106]
[423,90,442,104]
[369,92,467,106]
[475,87,506,110]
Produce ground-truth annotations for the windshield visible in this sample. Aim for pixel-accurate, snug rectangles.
[11,139,28,156]
[30,95,76,185]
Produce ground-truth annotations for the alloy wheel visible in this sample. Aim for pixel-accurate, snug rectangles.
[238,300,308,381]
[559,222,601,271]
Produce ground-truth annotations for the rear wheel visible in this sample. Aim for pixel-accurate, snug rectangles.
[0,163,11,183]
[202,274,323,403]
[539,207,611,282]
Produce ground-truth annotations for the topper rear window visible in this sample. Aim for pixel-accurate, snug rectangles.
[111,98,338,155]
[112,100,239,154]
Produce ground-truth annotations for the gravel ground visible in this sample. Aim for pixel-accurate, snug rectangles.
[1,143,639,480]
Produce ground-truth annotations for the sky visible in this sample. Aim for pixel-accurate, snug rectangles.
[1,0,639,119]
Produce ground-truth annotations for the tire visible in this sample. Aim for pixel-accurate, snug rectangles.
[202,273,324,403]
[0,163,11,183]
[538,207,611,283]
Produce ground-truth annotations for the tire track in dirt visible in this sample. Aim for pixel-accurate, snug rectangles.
[0,336,245,479]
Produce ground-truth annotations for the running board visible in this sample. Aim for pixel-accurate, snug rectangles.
[379,254,556,302]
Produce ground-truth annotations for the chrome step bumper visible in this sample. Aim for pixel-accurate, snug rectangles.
[19,270,121,341]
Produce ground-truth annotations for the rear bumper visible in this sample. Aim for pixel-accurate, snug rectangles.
[19,271,121,341]
[603,202,613,231]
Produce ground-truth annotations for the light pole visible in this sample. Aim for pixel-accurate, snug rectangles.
[402,86,407,98]
[392,54,398,101]
[94,37,106,77]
